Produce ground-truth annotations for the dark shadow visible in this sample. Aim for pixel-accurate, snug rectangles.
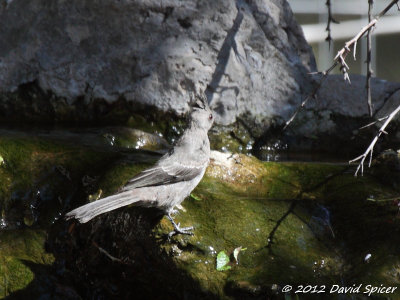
[265,200,297,251]
[254,164,400,299]
[0,1,226,126]
[4,206,220,300]
[46,207,220,300]
[205,6,243,105]
[4,260,80,300]
[2,142,220,299]
[263,166,351,251]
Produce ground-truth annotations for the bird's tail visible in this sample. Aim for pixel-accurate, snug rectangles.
[65,190,141,223]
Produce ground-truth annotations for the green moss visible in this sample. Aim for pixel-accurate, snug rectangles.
[209,124,253,153]
[126,110,187,145]
[101,127,170,152]
[0,130,399,299]
[0,229,54,298]
[0,135,120,226]
[0,229,54,264]
[96,161,149,196]
[157,158,400,298]
[0,257,34,298]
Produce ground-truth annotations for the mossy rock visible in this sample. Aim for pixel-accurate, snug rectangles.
[0,229,54,298]
[209,124,254,154]
[0,131,399,299]
[100,127,170,153]
[54,151,400,299]
[0,132,157,228]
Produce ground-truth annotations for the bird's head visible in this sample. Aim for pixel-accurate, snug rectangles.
[190,93,214,131]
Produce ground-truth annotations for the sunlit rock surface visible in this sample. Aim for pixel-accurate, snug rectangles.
[0,0,315,127]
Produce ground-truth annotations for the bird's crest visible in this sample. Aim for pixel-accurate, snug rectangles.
[190,92,209,110]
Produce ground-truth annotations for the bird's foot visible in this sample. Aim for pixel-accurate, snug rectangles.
[167,213,194,238]
[168,224,194,238]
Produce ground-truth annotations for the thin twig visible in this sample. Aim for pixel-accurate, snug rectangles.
[325,0,339,49]
[92,241,124,263]
[333,19,378,83]
[349,103,400,176]
[333,0,399,77]
[284,0,400,130]
[366,0,374,116]
[359,116,388,130]
[283,63,337,130]
[367,196,400,202]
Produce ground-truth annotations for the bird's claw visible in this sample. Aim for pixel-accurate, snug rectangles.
[166,213,194,238]
[168,225,194,238]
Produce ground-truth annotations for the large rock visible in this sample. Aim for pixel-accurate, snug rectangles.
[4,0,399,156]
[278,74,400,156]
[0,0,315,126]
[315,75,400,119]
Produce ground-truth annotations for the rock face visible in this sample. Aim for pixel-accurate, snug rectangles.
[279,74,400,156]
[0,0,316,126]
[3,0,399,156]
[315,75,400,119]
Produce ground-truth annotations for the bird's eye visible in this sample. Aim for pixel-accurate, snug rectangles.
[209,114,213,120]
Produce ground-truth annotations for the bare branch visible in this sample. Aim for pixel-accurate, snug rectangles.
[378,0,400,17]
[333,0,399,82]
[366,0,374,116]
[359,116,388,129]
[92,241,125,263]
[284,0,399,130]
[349,103,400,176]
[333,18,377,73]
[325,0,339,49]
[283,72,331,130]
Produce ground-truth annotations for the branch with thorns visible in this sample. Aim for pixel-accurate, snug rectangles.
[284,0,400,175]
[333,17,378,84]
[349,0,400,175]
[349,103,400,176]
[283,10,382,129]
[366,0,374,117]
[325,0,339,49]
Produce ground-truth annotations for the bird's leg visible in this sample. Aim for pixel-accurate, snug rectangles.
[169,204,186,217]
[167,212,194,237]
[169,208,179,216]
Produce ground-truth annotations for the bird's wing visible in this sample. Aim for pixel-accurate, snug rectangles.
[121,156,207,190]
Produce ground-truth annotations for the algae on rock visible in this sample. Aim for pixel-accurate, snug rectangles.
[0,229,54,298]
[0,130,400,299]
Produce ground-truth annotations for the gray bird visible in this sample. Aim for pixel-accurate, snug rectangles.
[65,93,213,236]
